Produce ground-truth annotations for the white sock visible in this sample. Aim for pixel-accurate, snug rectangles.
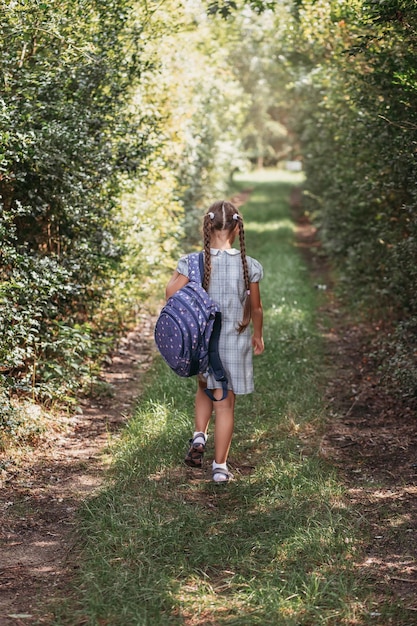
[193,432,206,446]
[212,461,228,482]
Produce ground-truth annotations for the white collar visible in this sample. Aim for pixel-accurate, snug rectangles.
[210,248,240,256]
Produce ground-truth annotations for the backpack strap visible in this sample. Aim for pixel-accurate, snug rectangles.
[198,252,204,285]
[204,310,228,402]
[196,252,228,402]
[187,252,203,284]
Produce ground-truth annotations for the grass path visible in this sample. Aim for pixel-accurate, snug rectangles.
[54,171,382,625]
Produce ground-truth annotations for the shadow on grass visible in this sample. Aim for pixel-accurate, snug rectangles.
[63,171,370,626]
[76,419,360,625]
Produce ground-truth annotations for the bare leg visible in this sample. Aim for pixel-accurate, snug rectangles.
[194,378,213,435]
[184,380,213,468]
[213,390,235,464]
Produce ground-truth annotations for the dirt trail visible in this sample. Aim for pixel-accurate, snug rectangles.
[1,187,416,624]
[0,189,254,626]
[0,316,155,625]
[294,207,417,617]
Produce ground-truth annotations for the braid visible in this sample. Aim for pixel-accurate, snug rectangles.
[238,220,250,292]
[202,214,212,290]
[237,218,251,333]
[202,201,251,332]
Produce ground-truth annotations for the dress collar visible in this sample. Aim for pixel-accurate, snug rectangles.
[210,248,240,256]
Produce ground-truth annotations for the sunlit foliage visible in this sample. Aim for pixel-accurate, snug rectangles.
[2,0,416,421]
[281,0,417,401]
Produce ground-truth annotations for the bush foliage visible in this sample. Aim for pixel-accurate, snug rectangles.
[0,1,247,413]
[0,0,153,401]
[1,0,416,428]
[281,0,417,403]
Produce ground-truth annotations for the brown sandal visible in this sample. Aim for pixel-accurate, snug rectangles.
[184,434,206,468]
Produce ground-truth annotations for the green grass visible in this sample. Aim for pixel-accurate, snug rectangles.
[52,170,377,625]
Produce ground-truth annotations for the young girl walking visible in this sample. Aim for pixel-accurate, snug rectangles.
[166,200,264,482]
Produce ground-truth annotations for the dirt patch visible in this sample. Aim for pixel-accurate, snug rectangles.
[2,186,416,624]
[320,317,417,616]
[294,194,417,618]
[0,189,254,625]
[0,315,155,625]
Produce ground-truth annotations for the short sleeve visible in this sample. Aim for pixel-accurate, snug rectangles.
[176,255,189,277]
[248,257,263,283]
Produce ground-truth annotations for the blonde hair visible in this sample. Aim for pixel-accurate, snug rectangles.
[203,200,251,333]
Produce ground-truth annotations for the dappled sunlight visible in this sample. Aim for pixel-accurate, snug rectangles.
[388,513,413,528]
[266,301,308,323]
[360,554,416,572]
[113,392,193,479]
[127,400,172,438]
[172,575,248,625]
[70,172,373,625]
[169,494,362,624]
[245,218,295,234]
[345,483,417,615]
[125,393,192,444]
[235,169,304,185]
[3,0,414,618]
[357,550,417,605]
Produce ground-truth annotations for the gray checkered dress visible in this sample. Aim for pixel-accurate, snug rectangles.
[177,248,263,395]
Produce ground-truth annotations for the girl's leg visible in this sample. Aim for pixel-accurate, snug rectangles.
[213,390,235,464]
[185,379,213,468]
[194,378,213,435]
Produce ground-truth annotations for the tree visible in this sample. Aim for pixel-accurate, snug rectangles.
[0,0,152,401]
[280,0,417,401]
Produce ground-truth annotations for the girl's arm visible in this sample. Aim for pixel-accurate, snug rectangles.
[249,282,264,355]
[165,271,189,300]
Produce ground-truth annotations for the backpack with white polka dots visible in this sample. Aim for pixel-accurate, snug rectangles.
[154,252,228,401]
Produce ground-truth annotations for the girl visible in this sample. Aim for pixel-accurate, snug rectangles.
[166,200,264,482]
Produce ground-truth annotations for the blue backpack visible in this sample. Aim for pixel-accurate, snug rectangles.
[154,252,228,401]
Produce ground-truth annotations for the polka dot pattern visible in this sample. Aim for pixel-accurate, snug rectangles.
[154,253,219,378]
